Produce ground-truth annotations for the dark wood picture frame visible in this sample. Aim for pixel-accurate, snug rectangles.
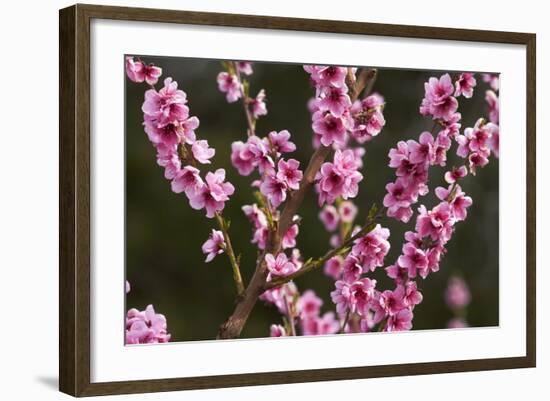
[59,3,536,397]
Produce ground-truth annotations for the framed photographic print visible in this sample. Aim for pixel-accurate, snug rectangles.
[59,4,536,397]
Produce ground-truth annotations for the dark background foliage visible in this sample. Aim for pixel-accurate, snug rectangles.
[125,56,499,342]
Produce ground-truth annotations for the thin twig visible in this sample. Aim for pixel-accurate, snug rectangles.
[215,212,245,296]
[231,61,256,137]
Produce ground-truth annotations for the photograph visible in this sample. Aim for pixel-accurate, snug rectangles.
[124,56,500,344]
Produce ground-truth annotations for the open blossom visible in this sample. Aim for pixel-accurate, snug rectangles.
[242,203,268,227]
[316,149,363,205]
[316,85,352,117]
[416,203,454,244]
[268,130,296,154]
[397,242,429,278]
[126,305,171,344]
[351,224,391,272]
[338,200,358,223]
[201,229,225,262]
[217,72,242,103]
[142,77,189,127]
[342,254,363,283]
[312,110,349,147]
[445,276,471,309]
[350,93,386,143]
[260,174,287,207]
[265,253,298,277]
[298,290,323,318]
[126,56,162,85]
[379,286,406,316]
[435,184,473,221]
[409,132,436,165]
[420,73,458,121]
[231,140,256,176]
[331,278,376,316]
[319,205,339,231]
[236,61,253,75]
[156,143,181,179]
[454,73,476,98]
[260,282,298,314]
[270,324,287,337]
[403,281,423,307]
[171,165,204,197]
[191,140,215,164]
[276,159,303,190]
[282,221,300,249]
[250,89,267,118]
[316,66,348,88]
[385,308,413,332]
[487,123,499,158]
[324,255,344,280]
[444,165,468,184]
[301,312,340,336]
[188,169,235,218]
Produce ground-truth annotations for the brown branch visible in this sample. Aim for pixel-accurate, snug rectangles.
[217,67,377,339]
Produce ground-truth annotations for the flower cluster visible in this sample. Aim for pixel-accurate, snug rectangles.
[316,149,363,206]
[350,93,386,143]
[126,56,162,85]
[456,118,499,174]
[201,229,226,262]
[126,305,171,344]
[130,69,236,219]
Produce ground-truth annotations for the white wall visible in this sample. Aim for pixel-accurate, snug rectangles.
[0,0,545,399]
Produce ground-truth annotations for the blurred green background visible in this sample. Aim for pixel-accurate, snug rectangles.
[125,56,499,342]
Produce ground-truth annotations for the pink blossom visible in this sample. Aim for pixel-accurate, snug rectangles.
[482,73,499,91]
[379,286,405,316]
[217,72,242,103]
[260,283,298,314]
[191,140,215,164]
[125,57,162,85]
[383,179,415,223]
[338,201,358,223]
[331,278,376,316]
[265,253,298,277]
[409,132,436,165]
[454,73,476,98]
[231,140,256,176]
[276,159,303,190]
[282,222,299,249]
[156,143,181,179]
[324,255,344,280]
[317,85,352,117]
[350,94,386,143]
[444,166,468,184]
[316,150,363,205]
[312,111,349,147]
[416,203,454,243]
[268,130,296,154]
[403,281,423,307]
[298,290,323,318]
[250,89,267,118]
[171,166,203,197]
[420,74,458,121]
[260,174,287,207]
[125,281,131,294]
[142,78,189,127]
[435,184,473,221]
[301,312,340,336]
[126,305,171,344]
[236,61,253,75]
[385,308,413,332]
[319,205,339,231]
[247,135,275,174]
[468,152,489,174]
[486,90,499,124]
[487,123,499,158]
[342,254,362,283]
[201,229,225,262]
[242,203,268,228]
[351,224,391,272]
[188,169,235,218]
[397,242,429,279]
[270,324,287,337]
[445,276,471,309]
[310,66,348,88]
